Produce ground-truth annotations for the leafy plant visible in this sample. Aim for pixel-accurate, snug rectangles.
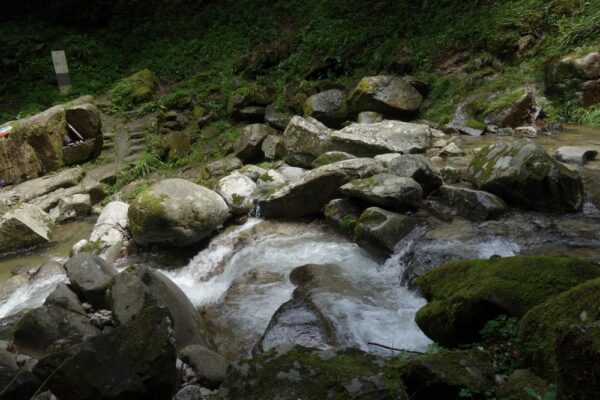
[525,384,557,400]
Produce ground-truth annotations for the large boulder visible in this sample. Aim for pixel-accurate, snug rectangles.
[33,306,177,400]
[107,265,214,351]
[258,158,383,219]
[0,203,54,254]
[49,193,91,222]
[179,345,229,390]
[388,154,443,195]
[468,139,584,213]
[340,174,423,209]
[303,89,348,127]
[348,75,423,117]
[353,207,421,256]
[282,116,332,168]
[65,253,118,309]
[415,256,600,347]
[234,123,278,161]
[329,120,431,157]
[520,277,600,380]
[44,282,85,315]
[430,185,508,221]
[205,157,243,177]
[214,172,257,214]
[86,201,129,263]
[128,179,229,246]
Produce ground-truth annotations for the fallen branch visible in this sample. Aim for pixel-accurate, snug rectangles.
[367,342,424,354]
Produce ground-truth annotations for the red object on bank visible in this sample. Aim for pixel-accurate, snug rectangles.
[0,125,12,138]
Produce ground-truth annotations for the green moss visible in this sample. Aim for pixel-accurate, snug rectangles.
[340,215,357,236]
[80,239,104,254]
[110,69,158,110]
[128,191,168,238]
[356,208,387,226]
[414,256,600,347]
[466,119,487,130]
[231,193,245,206]
[258,172,274,182]
[467,87,528,119]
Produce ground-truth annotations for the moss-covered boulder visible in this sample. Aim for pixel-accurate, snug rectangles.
[414,256,600,347]
[227,84,276,117]
[519,277,600,380]
[468,139,584,213]
[323,198,363,238]
[217,346,409,399]
[348,75,423,117]
[110,69,158,108]
[214,171,257,214]
[282,116,332,168]
[545,50,600,106]
[128,178,229,246]
[466,88,534,128]
[303,89,348,127]
[165,131,191,162]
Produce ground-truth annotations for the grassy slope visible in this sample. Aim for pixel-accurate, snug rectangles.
[1,0,599,125]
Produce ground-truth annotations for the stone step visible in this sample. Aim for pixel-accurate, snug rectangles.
[129,131,146,140]
[129,138,146,146]
[123,154,141,164]
[128,144,146,154]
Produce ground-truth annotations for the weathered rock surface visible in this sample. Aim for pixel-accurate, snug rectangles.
[87,201,129,263]
[553,146,598,165]
[261,134,284,160]
[65,252,118,309]
[0,203,54,254]
[348,75,423,116]
[205,157,243,177]
[330,120,431,156]
[303,89,348,127]
[323,198,363,238]
[108,265,214,351]
[44,282,85,315]
[234,123,278,161]
[546,50,600,107]
[311,151,355,168]
[179,345,229,389]
[258,158,383,219]
[282,116,332,167]
[33,306,177,400]
[431,185,508,221]
[265,104,292,130]
[340,174,423,209]
[128,179,229,246]
[214,172,257,214]
[468,139,584,213]
[357,111,383,124]
[388,154,443,195]
[49,193,91,222]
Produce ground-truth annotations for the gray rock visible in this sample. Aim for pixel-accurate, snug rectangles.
[173,385,204,400]
[311,151,356,168]
[330,120,431,156]
[388,154,443,195]
[484,91,534,128]
[13,305,100,358]
[0,203,54,254]
[276,165,306,181]
[553,146,598,165]
[128,179,229,246]
[354,207,422,256]
[30,177,104,213]
[254,169,287,198]
[258,158,384,219]
[348,75,423,116]
[514,126,538,137]
[49,193,91,222]
[108,265,214,351]
[432,185,509,221]
[265,104,293,131]
[237,165,267,181]
[33,306,177,400]
[374,153,401,169]
[237,106,266,122]
[468,139,584,213]
[304,89,348,127]
[214,172,257,214]
[439,143,464,157]
[323,198,363,238]
[44,282,85,315]
[234,124,278,161]
[357,111,383,124]
[340,174,423,209]
[65,253,118,309]
[87,201,129,264]
[254,298,335,355]
[282,116,332,167]
[205,157,243,177]
[179,345,229,389]
[261,134,284,160]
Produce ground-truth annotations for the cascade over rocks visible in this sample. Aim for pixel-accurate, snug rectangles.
[348,75,423,117]
[128,178,229,247]
[468,139,584,213]
[258,158,383,219]
[0,203,54,254]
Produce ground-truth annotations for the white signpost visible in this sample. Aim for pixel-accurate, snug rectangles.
[51,50,72,95]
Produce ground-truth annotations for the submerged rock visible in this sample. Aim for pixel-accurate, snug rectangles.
[0,203,54,254]
[468,139,584,213]
[128,178,229,247]
[415,256,600,347]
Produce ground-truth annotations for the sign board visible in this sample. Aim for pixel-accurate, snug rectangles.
[51,51,72,95]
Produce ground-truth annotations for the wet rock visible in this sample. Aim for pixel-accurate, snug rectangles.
[415,256,600,347]
[348,75,423,117]
[44,282,85,315]
[13,305,100,358]
[323,198,363,238]
[234,124,278,161]
[258,158,383,219]
[254,298,336,355]
[282,116,332,168]
[0,348,40,400]
[388,154,443,195]
[357,111,383,124]
[303,89,348,127]
[0,203,54,254]
[49,193,91,222]
[128,179,229,247]
[354,207,422,256]
[520,277,600,380]
[33,306,177,400]
[261,135,284,160]
[265,104,292,130]
[108,265,214,351]
[65,253,118,309]
[329,120,431,157]
[340,174,423,209]
[400,349,494,400]
[86,201,129,263]
[311,151,355,168]
[553,146,598,165]
[205,157,243,177]
[179,345,229,389]
[468,139,584,213]
[214,172,257,215]
[431,185,508,221]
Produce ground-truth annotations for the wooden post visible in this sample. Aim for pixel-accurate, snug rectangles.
[51,50,72,95]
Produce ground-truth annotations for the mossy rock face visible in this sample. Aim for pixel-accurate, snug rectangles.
[348,75,423,117]
[496,369,549,400]
[519,277,600,380]
[399,349,495,400]
[468,139,584,213]
[227,84,276,115]
[217,346,409,400]
[110,69,158,109]
[282,115,332,168]
[414,256,600,347]
[166,131,191,162]
[466,88,532,128]
[311,151,355,168]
